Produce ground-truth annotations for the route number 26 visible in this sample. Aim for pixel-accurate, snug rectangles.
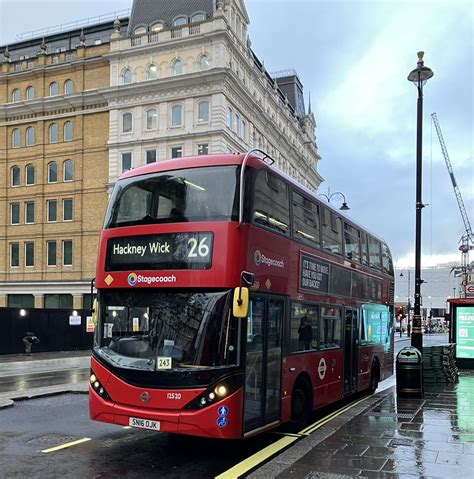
[187,237,210,258]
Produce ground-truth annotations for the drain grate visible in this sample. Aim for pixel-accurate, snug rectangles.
[306,474,367,479]
[365,411,415,419]
[388,438,415,446]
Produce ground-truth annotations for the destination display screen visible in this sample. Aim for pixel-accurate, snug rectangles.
[455,306,474,359]
[106,232,213,271]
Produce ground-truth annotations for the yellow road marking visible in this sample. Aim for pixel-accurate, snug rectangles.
[41,437,91,454]
[215,395,370,479]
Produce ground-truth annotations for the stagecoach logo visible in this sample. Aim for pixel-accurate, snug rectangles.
[318,358,327,380]
[128,272,138,286]
[139,391,150,403]
[127,272,177,286]
[253,249,285,269]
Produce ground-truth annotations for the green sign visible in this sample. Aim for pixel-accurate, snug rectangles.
[456,307,474,359]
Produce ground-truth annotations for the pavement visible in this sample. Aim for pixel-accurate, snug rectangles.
[3,335,473,479]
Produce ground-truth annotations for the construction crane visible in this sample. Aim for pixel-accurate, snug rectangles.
[431,112,474,297]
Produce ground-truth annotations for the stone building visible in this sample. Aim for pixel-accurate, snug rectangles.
[0,15,128,310]
[0,0,323,311]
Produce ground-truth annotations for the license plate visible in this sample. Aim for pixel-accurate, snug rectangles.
[129,417,160,431]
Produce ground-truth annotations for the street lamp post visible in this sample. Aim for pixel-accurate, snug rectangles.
[407,52,434,352]
[318,191,350,211]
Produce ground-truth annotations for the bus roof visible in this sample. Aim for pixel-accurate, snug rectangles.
[118,153,389,248]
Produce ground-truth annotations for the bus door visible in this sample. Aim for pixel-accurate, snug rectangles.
[243,295,284,434]
[343,308,359,395]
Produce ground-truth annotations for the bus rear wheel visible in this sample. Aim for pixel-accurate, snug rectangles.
[290,379,312,430]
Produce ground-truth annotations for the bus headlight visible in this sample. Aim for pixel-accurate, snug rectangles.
[90,370,111,401]
[184,374,243,409]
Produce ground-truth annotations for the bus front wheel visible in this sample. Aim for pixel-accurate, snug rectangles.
[290,378,312,429]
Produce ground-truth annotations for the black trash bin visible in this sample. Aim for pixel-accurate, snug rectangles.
[396,346,423,398]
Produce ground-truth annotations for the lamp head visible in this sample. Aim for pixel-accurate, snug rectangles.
[407,51,434,87]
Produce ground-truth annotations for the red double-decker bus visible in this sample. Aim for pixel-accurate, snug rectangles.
[89,150,394,439]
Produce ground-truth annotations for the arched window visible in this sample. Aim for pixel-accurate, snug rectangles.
[173,16,188,26]
[64,79,73,94]
[121,68,132,84]
[151,22,164,32]
[240,119,246,140]
[146,64,158,80]
[63,160,73,181]
[191,13,206,23]
[26,127,35,146]
[197,100,210,123]
[146,108,158,130]
[134,26,147,35]
[12,128,20,148]
[49,82,59,96]
[11,166,20,186]
[25,164,35,185]
[171,105,183,127]
[48,162,58,183]
[49,123,58,143]
[234,113,240,134]
[26,86,35,100]
[63,121,73,141]
[122,112,133,133]
[226,108,232,129]
[171,59,183,76]
[198,55,210,71]
[12,89,21,102]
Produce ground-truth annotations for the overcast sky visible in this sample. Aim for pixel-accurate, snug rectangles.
[1,0,473,268]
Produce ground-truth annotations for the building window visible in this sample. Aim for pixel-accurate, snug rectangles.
[134,26,147,35]
[234,113,240,135]
[47,200,57,222]
[49,82,59,96]
[121,152,132,172]
[122,112,133,133]
[197,100,210,123]
[12,128,20,148]
[25,242,34,267]
[171,59,183,76]
[11,166,20,186]
[146,64,158,80]
[26,127,35,146]
[25,202,35,224]
[191,12,206,22]
[146,108,158,130]
[45,294,73,309]
[151,22,164,32]
[63,160,73,181]
[63,198,73,221]
[48,162,58,183]
[146,150,157,164]
[171,105,183,126]
[11,203,20,225]
[173,16,188,26]
[25,164,35,185]
[10,243,20,267]
[47,241,56,266]
[240,119,246,140]
[63,240,73,266]
[26,86,35,100]
[64,79,73,94]
[64,121,73,141]
[197,144,209,155]
[7,294,34,308]
[49,123,58,143]
[12,88,21,102]
[171,146,183,159]
[121,68,132,84]
[198,55,210,71]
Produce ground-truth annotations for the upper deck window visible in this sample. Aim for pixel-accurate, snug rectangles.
[321,208,342,256]
[105,165,240,228]
[382,242,394,275]
[252,170,289,235]
[292,191,320,248]
[343,222,361,263]
[368,236,382,270]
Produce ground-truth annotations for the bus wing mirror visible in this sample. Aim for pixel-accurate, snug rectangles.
[233,287,249,318]
[91,298,98,325]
